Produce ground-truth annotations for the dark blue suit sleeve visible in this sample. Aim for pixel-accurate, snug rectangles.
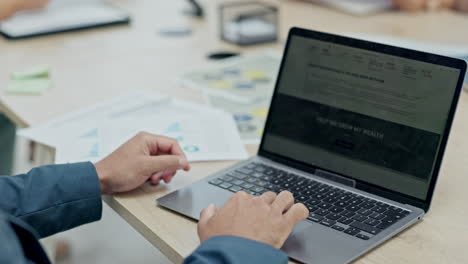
[0,162,102,238]
[184,236,288,264]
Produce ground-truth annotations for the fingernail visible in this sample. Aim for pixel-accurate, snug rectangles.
[153,171,164,178]
[179,157,188,169]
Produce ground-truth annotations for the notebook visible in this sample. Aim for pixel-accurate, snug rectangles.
[0,0,130,39]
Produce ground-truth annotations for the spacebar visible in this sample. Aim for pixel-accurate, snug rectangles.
[349,221,381,235]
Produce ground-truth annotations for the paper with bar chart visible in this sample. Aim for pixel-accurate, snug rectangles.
[19,91,247,164]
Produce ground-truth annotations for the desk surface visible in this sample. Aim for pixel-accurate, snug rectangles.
[2,0,468,263]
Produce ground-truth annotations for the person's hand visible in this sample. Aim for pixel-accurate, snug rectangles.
[94,132,190,195]
[392,0,455,11]
[198,191,309,249]
[0,0,49,20]
[15,0,50,12]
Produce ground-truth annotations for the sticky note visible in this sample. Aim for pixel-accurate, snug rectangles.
[209,80,232,89]
[245,70,268,80]
[11,65,50,80]
[252,108,268,118]
[6,78,51,95]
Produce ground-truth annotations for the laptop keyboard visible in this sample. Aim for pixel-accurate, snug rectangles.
[208,162,411,241]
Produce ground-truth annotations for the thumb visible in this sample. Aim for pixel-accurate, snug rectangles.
[199,204,217,229]
[143,155,184,175]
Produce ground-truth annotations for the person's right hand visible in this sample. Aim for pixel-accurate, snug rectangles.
[197,191,309,249]
[392,0,455,11]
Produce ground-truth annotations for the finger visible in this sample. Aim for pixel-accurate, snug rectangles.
[162,170,177,183]
[137,132,190,171]
[143,155,183,175]
[199,204,217,227]
[271,191,294,213]
[259,191,277,204]
[150,171,165,185]
[283,203,309,225]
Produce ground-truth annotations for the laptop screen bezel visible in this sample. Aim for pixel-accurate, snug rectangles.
[258,27,467,212]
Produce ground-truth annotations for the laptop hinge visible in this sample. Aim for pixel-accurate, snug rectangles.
[315,169,356,188]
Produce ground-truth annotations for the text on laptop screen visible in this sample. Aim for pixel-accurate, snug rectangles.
[262,36,460,200]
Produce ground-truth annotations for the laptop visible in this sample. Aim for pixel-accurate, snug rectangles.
[158,27,467,263]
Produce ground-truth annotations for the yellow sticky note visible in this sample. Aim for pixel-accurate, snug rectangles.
[209,80,232,89]
[6,78,51,95]
[252,108,268,118]
[245,70,267,80]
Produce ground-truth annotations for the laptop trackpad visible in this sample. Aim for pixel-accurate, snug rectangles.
[283,221,363,264]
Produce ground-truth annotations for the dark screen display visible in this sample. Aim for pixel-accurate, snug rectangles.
[262,36,460,200]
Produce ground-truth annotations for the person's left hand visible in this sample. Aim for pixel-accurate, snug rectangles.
[94,132,190,194]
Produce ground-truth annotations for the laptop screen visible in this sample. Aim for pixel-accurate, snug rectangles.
[262,35,461,200]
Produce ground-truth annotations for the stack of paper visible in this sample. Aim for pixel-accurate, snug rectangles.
[18,92,248,164]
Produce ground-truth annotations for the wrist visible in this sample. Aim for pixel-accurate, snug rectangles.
[94,161,112,195]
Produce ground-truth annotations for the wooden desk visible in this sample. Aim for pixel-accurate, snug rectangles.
[1,0,468,263]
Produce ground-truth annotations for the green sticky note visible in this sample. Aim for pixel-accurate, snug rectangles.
[6,78,51,95]
[11,65,50,80]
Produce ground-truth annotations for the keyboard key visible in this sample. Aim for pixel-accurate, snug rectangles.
[315,209,329,216]
[350,221,381,235]
[332,225,345,231]
[344,227,360,236]
[349,198,363,205]
[236,168,253,175]
[241,183,254,189]
[261,175,272,181]
[307,213,323,222]
[323,197,338,204]
[329,206,344,213]
[320,219,336,227]
[339,195,352,201]
[346,205,361,212]
[245,164,256,169]
[255,167,266,172]
[251,186,265,193]
[220,175,233,182]
[318,203,333,209]
[352,214,368,222]
[252,172,263,178]
[209,179,222,186]
[373,207,387,214]
[363,218,380,226]
[306,199,321,206]
[360,203,375,209]
[229,186,243,192]
[246,177,257,183]
[357,208,373,216]
[356,234,370,240]
[307,206,320,213]
[220,182,233,189]
[376,223,392,229]
[231,172,247,180]
[257,180,268,187]
[335,201,350,208]
[338,217,353,225]
[380,217,397,225]
[326,213,341,221]
[341,211,356,218]
[231,179,244,186]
